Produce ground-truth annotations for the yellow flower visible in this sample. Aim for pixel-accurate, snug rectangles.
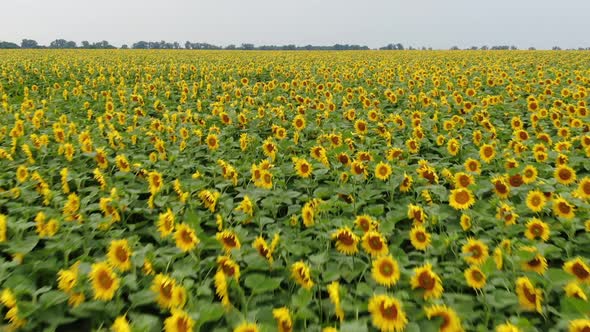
[448,188,475,210]
[216,230,241,253]
[157,209,175,237]
[0,214,6,243]
[235,195,254,217]
[411,263,444,300]
[107,239,132,272]
[569,319,590,332]
[409,225,431,251]
[217,256,241,280]
[564,281,587,301]
[147,170,164,194]
[214,270,231,308]
[327,281,344,322]
[1,288,17,308]
[576,177,590,199]
[198,189,221,212]
[479,144,496,163]
[424,304,463,332]
[495,322,522,332]
[272,307,293,332]
[293,158,313,178]
[524,218,550,241]
[462,238,489,265]
[164,310,194,332]
[464,266,486,289]
[361,231,389,257]
[291,261,314,290]
[174,224,199,252]
[374,161,392,181]
[57,261,80,293]
[515,276,542,313]
[331,227,360,255]
[525,190,546,213]
[234,322,259,332]
[111,315,131,332]
[564,258,590,283]
[554,164,576,185]
[368,294,408,332]
[553,196,575,219]
[16,165,28,183]
[372,255,401,287]
[89,262,120,301]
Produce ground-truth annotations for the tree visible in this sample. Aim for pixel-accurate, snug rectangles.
[21,39,38,48]
[121,44,129,49]
[528,47,536,50]
[241,43,255,50]
[0,41,20,49]
[81,41,90,48]
[225,44,236,50]
[132,41,149,49]
[450,46,460,50]
[552,46,562,50]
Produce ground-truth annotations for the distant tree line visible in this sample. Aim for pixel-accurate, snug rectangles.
[1,39,589,50]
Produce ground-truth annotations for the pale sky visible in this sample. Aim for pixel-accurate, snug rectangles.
[1,0,589,49]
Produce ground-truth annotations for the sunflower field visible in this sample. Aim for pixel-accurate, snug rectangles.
[1,49,590,332]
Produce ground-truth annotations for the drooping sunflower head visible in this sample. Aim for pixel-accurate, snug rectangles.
[331,227,360,255]
[291,261,314,290]
[424,304,463,332]
[216,230,241,253]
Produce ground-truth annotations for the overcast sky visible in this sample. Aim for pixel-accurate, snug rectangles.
[1,0,589,49]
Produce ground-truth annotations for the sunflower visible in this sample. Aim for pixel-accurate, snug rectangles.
[217,256,241,281]
[355,119,368,135]
[111,315,131,332]
[198,189,221,212]
[454,172,475,188]
[524,218,550,241]
[525,190,546,213]
[292,115,306,131]
[448,188,475,210]
[148,171,164,194]
[495,322,522,332]
[164,310,194,332]
[350,160,367,177]
[293,157,313,178]
[291,261,314,289]
[57,261,80,293]
[552,196,575,219]
[554,164,577,185]
[115,155,131,172]
[151,273,181,309]
[368,294,408,332]
[576,177,590,200]
[515,276,542,313]
[411,263,444,300]
[522,165,538,184]
[520,247,548,275]
[362,231,389,257]
[460,214,472,231]
[89,262,119,301]
[491,176,510,199]
[157,209,175,237]
[424,304,463,332]
[216,230,241,253]
[327,281,344,322]
[564,281,587,301]
[564,258,590,283]
[16,165,28,183]
[479,144,495,163]
[372,255,400,287]
[374,161,392,181]
[235,195,254,217]
[407,204,427,224]
[206,133,219,150]
[462,238,489,265]
[272,307,293,332]
[569,319,590,332]
[406,138,420,154]
[214,270,230,308]
[234,322,259,332]
[410,225,431,251]
[355,215,377,233]
[464,266,486,290]
[399,173,413,193]
[464,158,481,174]
[107,239,132,272]
[331,227,360,255]
[174,224,199,252]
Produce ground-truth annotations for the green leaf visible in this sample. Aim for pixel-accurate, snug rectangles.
[129,289,155,307]
[244,274,283,294]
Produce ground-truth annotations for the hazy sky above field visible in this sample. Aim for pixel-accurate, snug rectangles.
[1,0,589,49]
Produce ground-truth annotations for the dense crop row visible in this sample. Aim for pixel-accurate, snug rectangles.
[1,50,590,331]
